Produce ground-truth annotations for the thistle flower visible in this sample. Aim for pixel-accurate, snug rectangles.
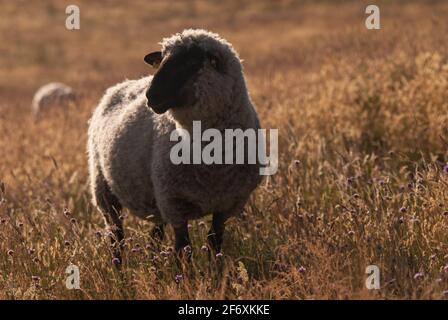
[183,245,192,254]
[175,274,183,283]
[215,252,223,258]
[131,247,140,254]
[413,272,424,280]
[112,257,121,265]
[160,251,169,257]
[273,263,288,272]
[298,266,306,273]
[399,207,407,214]
[443,164,448,174]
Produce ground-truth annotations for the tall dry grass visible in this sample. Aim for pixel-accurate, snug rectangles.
[1,0,448,299]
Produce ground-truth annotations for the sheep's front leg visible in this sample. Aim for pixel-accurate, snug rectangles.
[173,222,191,260]
[207,213,226,254]
[150,223,165,241]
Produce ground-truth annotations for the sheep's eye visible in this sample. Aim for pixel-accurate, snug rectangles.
[206,53,221,71]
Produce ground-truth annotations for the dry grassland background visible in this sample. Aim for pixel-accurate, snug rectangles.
[1,0,448,299]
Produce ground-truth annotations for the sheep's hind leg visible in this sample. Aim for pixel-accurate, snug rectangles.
[102,191,124,265]
[207,213,227,285]
[93,173,124,266]
[207,213,226,254]
[148,223,166,251]
[151,223,166,242]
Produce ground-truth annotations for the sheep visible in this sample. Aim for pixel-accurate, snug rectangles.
[87,29,262,263]
[31,82,75,115]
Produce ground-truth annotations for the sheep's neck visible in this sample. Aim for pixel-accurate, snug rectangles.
[171,97,253,133]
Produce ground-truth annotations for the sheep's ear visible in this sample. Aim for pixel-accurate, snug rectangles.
[144,51,162,68]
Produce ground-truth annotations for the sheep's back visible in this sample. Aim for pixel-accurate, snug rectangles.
[88,76,162,218]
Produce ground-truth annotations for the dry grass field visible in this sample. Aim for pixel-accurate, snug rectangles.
[1,0,448,299]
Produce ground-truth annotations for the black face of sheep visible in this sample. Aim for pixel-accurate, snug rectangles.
[144,45,221,114]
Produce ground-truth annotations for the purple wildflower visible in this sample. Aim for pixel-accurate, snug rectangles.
[175,274,183,283]
[160,250,169,257]
[131,247,140,254]
[183,245,192,254]
[438,163,446,173]
[151,255,160,262]
[413,272,424,280]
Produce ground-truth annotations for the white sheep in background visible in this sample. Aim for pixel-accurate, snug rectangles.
[87,29,262,263]
[31,82,75,115]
